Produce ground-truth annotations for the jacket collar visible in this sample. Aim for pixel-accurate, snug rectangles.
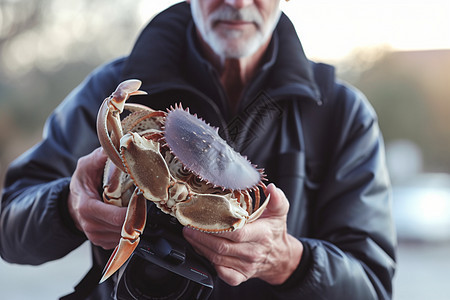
[121,2,324,106]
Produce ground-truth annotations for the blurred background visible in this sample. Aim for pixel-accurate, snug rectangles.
[1,0,449,299]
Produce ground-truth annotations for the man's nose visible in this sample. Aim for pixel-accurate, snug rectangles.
[224,0,254,9]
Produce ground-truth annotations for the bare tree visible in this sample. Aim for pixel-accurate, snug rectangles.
[0,0,44,48]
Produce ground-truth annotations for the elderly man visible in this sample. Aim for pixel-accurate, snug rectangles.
[0,1,396,299]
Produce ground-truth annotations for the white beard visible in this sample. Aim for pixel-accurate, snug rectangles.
[205,28,266,59]
[190,1,281,60]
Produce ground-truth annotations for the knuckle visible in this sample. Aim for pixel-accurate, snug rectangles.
[77,201,88,215]
[77,217,88,231]
[260,234,272,247]
[232,228,247,243]
[209,254,223,265]
[82,222,96,235]
[242,264,256,277]
[79,196,96,213]
[224,276,241,287]
[217,269,246,287]
[251,248,267,263]
[111,211,125,227]
[216,242,229,255]
[76,155,89,168]
[85,232,99,245]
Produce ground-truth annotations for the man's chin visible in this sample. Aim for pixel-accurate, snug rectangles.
[209,37,262,59]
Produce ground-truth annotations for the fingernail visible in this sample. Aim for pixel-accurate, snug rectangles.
[267,183,276,190]
[182,227,193,237]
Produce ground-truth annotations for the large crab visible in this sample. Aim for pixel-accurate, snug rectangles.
[96,79,269,283]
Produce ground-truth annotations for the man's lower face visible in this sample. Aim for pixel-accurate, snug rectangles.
[207,25,263,58]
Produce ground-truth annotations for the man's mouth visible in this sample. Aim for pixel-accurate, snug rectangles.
[215,20,255,29]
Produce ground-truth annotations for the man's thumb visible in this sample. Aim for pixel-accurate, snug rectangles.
[262,183,289,217]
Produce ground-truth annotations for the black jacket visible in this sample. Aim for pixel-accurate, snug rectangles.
[1,3,396,299]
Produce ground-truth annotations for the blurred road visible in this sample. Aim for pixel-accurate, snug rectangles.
[1,241,449,299]
[0,242,91,299]
[394,241,450,300]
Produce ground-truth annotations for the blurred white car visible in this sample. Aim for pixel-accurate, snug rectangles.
[392,173,450,242]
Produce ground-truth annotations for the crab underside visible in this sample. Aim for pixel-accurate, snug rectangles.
[96,79,269,282]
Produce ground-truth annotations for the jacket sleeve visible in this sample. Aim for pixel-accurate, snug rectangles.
[0,59,124,265]
[274,84,396,299]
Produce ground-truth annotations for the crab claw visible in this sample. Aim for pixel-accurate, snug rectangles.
[100,189,147,283]
[109,79,148,112]
[175,194,250,232]
[96,79,148,172]
[120,132,171,201]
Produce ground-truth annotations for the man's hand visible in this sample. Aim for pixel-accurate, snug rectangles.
[182,183,303,286]
[68,148,127,249]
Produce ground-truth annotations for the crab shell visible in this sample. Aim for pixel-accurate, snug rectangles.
[96,79,269,283]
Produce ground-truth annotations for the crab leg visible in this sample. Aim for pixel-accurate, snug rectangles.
[247,193,270,222]
[253,188,261,212]
[248,184,270,223]
[234,191,251,215]
[102,159,135,207]
[100,188,147,283]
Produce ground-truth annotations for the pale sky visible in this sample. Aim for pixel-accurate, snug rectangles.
[3,0,449,76]
[280,0,450,61]
[140,0,450,61]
